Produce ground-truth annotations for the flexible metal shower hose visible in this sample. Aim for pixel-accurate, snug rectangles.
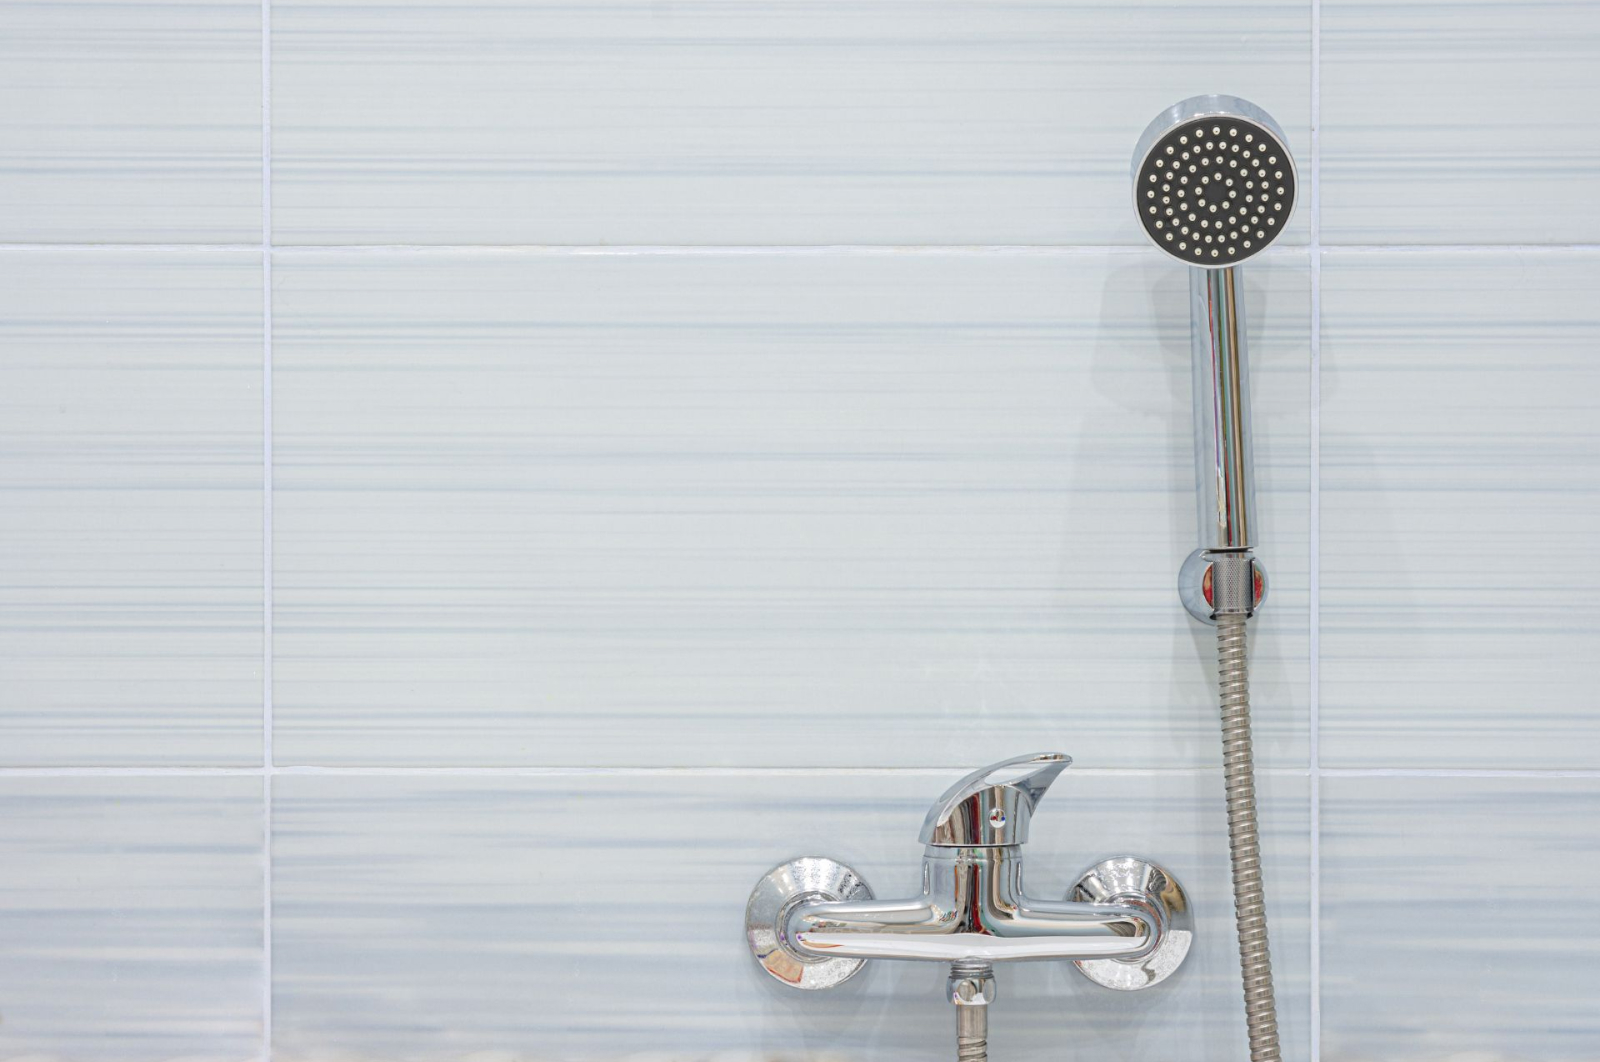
[1216,612,1281,1062]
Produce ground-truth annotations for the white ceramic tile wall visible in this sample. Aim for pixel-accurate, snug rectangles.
[1321,250,1600,769]
[0,0,262,242]
[1322,0,1600,244]
[0,250,264,765]
[270,0,1311,245]
[2,0,1598,1059]
[1321,776,1600,1060]
[0,778,263,1059]
[272,770,1309,1061]
[271,249,1310,768]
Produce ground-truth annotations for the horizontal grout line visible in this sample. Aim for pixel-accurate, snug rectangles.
[0,242,1161,257]
[1319,767,1600,779]
[0,766,269,777]
[0,243,267,253]
[2,765,1594,780]
[0,241,1595,256]
[283,764,1313,778]
[1320,243,1600,255]
[0,764,1313,779]
[273,244,1168,258]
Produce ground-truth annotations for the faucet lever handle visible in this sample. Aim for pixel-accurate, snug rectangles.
[918,752,1070,847]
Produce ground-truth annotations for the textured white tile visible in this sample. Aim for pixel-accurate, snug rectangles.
[272,768,1308,1061]
[0,251,263,765]
[1320,250,1600,769]
[1322,775,1600,1060]
[1322,0,1600,244]
[0,0,261,242]
[0,777,263,1060]
[272,249,1310,767]
[270,0,1309,245]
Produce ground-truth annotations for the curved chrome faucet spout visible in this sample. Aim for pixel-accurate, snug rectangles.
[920,752,1070,847]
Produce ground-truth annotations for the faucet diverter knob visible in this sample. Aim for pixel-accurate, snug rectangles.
[918,752,1070,847]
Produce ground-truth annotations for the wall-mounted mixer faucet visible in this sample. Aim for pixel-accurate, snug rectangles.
[746,753,1192,1060]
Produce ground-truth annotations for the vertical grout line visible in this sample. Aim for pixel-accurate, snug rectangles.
[1308,0,1324,1058]
[260,0,274,1055]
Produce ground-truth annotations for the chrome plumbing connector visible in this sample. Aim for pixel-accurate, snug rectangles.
[745,753,1193,1003]
[1179,548,1267,623]
[950,960,996,1062]
[948,960,997,1007]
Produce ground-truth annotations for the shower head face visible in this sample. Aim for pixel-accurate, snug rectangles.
[1132,96,1297,268]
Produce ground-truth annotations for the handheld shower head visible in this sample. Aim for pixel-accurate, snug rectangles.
[1132,95,1297,267]
[1135,95,1297,622]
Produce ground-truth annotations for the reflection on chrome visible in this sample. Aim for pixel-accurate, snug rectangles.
[788,839,1158,964]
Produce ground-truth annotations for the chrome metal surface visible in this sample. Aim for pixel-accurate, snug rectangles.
[1179,548,1268,625]
[1131,94,1297,268]
[1207,550,1262,617]
[787,844,1161,964]
[1070,857,1194,991]
[1191,266,1258,552]
[919,751,1070,847]
[956,1002,988,1062]
[1217,614,1281,1060]
[745,856,874,990]
[747,755,1192,992]
[948,959,997,1007]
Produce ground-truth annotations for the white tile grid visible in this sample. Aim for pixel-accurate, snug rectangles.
[2,3,1599,1061]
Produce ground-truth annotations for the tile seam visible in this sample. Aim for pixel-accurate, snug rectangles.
[1309,0,1324,1055]
[0,242,1595,255]
[4,765,1593,779]
[259,0,274,1053]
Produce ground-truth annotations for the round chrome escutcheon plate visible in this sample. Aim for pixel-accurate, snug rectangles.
[1070,856,1194,990]
[745,856,874,990]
